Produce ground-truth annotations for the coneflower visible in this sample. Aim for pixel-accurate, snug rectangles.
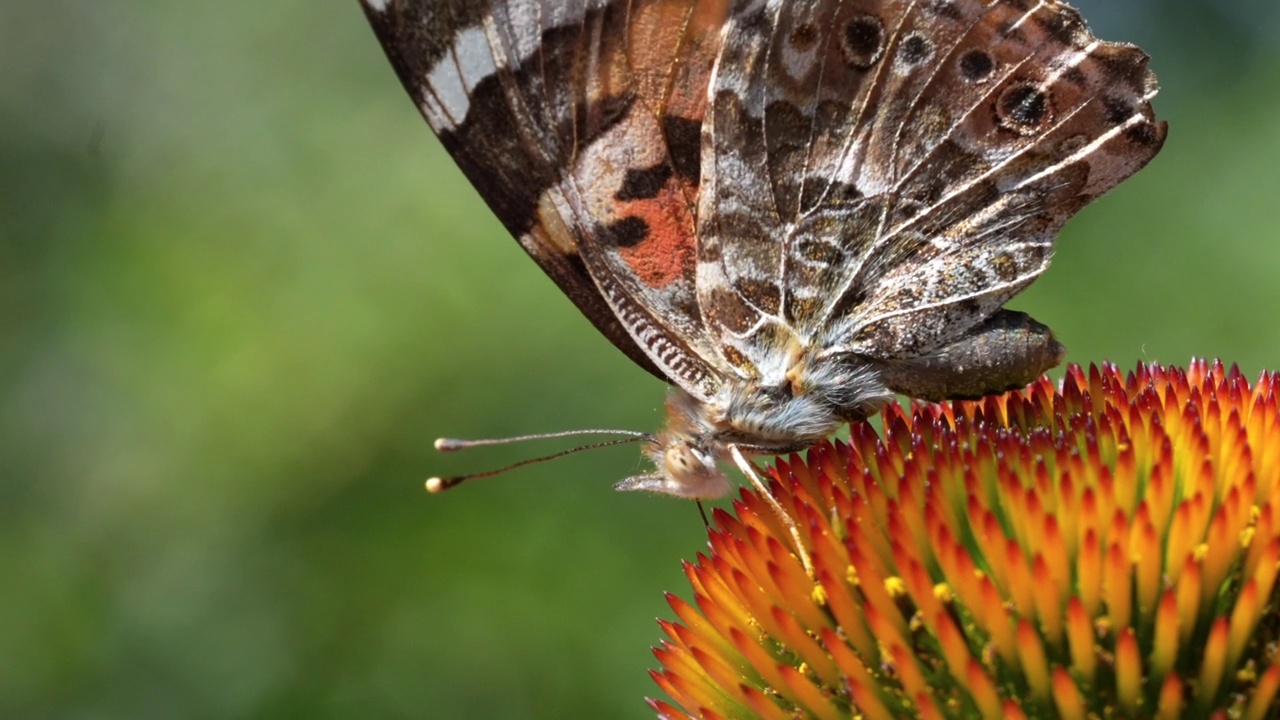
[649,360,1280,720]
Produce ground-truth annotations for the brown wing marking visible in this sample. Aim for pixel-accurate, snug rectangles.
[359,1,729,389]
[694,0,1164,369]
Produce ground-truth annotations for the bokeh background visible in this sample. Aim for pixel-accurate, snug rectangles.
[3,1,1279,717]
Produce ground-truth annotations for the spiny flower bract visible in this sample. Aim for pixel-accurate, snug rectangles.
[649,360,1280,720]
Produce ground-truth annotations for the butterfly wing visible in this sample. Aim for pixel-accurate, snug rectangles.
[361,0,734,400]
[696,0,1165,368]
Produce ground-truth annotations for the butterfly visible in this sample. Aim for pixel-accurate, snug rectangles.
[359,0,1164,502]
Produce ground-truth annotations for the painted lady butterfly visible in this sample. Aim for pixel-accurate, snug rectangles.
[360,0,1164,502]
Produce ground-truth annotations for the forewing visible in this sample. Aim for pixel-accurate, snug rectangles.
[361,0,733,399]
[697,0,1165,365]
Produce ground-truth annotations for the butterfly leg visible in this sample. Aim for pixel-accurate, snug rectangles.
[878,309,1066,402]
[728,445,814,577]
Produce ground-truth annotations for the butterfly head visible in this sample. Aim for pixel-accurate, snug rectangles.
[613,360,886,500]
[613,436,732,500]
[613,389,733,499]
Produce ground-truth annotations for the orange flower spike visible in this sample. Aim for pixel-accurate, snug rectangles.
[1254,392,1280,486]
[927,505,970,605]
[725,567,788,642]
[845,544,896,628]
[1164,503,1193,584]
[931,607,973,682]
[1134,515,1163,617]
[664,594,738,663]
[1242,507,1274,579]
[1001,698,1029,720]
[734,490,787,551]
[1094,468,1118,542]
[1154,673,1185,720]
[1031,555,1063,643]
[913,692,945,720]
[820,578,876,661]
[686,646,752,709]
[1115,627,1142,715]
[1186,490,1213,560]
[1015,619,1051,700]
[1243,663,1280,720]
[1004,539,1037,617]
[688,566,750,635]
[978,573,1019,666]
[1103,538,1132,630]
[1051,666,1086,720]
[977,508,1011,593]
[1077,527,1103,616]
[657,620,702,664]
[738,684,801,720]
[1055,471,1080,557]
[893,454,928,535]
[767,607,841,690]
[1064,596,1097,682]
[647,697,695,720]
[652,643,707,697]
[724,627,792,706]
[650,362,1280,718]
[1150,589,1180,680]
[1174,555,1203,645]
[1247,537,1280,605]
[861,599,906,667]
[801,446,832,507]
[945,540,987,614]
[1220,483,1248,554]
[818,627,885,716]
[965,657,1004,720]
[775,662,844,720]
[897,554,940,624]
[707,531,751,585]
[763,548,825,632]
[1197,617,1230,706]
[999,472,1030,553]
[1202,503,1235,608]
[1219,413,1249,491]
[843,676,895,720]
[649,668,709,719]
[1226,579,1260,671]
[887,641,930,710]
[784,451,821,508]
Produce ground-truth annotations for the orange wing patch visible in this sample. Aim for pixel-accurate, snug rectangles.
[615,171,699,288]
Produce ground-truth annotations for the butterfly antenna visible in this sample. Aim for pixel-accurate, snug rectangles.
[696,500,711,529]
[434,428,650,452]
[426,430,653,493]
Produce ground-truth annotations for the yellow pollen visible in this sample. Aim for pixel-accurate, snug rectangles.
[649,362,1280,720]
[933,583,953,602]
[885,576,906,598]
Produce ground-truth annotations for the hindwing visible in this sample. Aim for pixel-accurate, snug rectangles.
[696,0,1165,371]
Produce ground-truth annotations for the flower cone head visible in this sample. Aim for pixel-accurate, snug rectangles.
[649,360,1280,720]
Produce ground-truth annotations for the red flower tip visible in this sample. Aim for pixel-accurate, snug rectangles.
[650,360,1280,718]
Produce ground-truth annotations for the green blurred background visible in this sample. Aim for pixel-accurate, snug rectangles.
[2,1,1278,717]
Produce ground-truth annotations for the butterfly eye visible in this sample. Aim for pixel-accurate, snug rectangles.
[665,443,716,476]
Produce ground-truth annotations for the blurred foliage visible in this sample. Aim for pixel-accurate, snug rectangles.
[1,1,1277,718]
